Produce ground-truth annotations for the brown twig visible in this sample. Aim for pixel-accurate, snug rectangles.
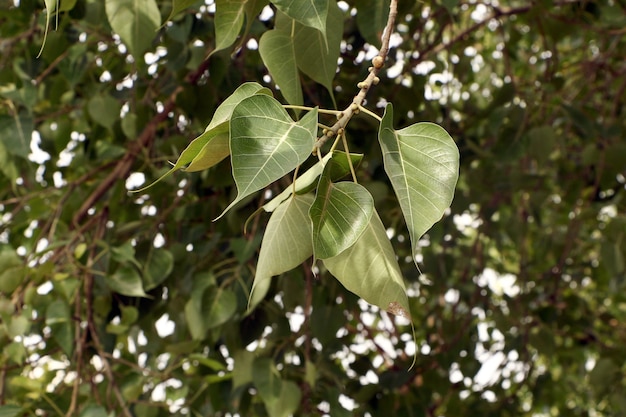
[312,0,398,152]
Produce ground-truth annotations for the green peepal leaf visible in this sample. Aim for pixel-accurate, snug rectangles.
[249,194,314,311]
[217,94,317,218]
[263,151,363,212]
[323,210,410,318]
[259,29,302,106]
[273,0,328,36]
[211,0,246,56]
[378,103,459,263]
[105,0,161,59]
[310,158,374,260]
[133,83,269,191]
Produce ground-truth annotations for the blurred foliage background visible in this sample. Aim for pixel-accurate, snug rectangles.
[0,0,625,416]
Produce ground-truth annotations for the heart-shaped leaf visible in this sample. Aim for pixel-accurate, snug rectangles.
[135,83,269,190]
[218,94,317,218]
[310,158,374,259]
[250,194,314,310]
[323,210,410,318]
[378,103,459,262]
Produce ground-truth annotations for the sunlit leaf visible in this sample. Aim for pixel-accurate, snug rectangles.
[250,194,314,310]
[378,103,459,263]
[218,94,317,217]
[310,159,374,259]
[105,0,161,58]
[323,210,410,318]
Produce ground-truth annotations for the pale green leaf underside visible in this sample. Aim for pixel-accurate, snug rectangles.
[105,0,161,58]
[272,0,328,36]
[323,210,410,318]
[378,103,460,260]
[310,159,374,259]
[218,95,317,218]
[259,30,302,106]
[249,194,314,310]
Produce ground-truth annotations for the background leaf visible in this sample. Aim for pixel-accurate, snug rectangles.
[272,0,328,36]
[378,103,459,262]
[259,29,302,106]
[0,113,33,159]
[105,0,161,58]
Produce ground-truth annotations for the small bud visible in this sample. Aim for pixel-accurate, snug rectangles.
[372,55,384,69]
[357,82,365,89]
[326,130,335,137]
[350,103,359,111]
[373,76,380,85]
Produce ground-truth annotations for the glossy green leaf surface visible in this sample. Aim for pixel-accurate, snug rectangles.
[250,194,314,310]
[323,210,410,318]
[310,159,374,259]
[378,103,459,261]
[219,94,317,217]
[105,0,161,58]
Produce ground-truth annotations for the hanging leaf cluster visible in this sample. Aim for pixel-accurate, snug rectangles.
[150,77,459,321]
